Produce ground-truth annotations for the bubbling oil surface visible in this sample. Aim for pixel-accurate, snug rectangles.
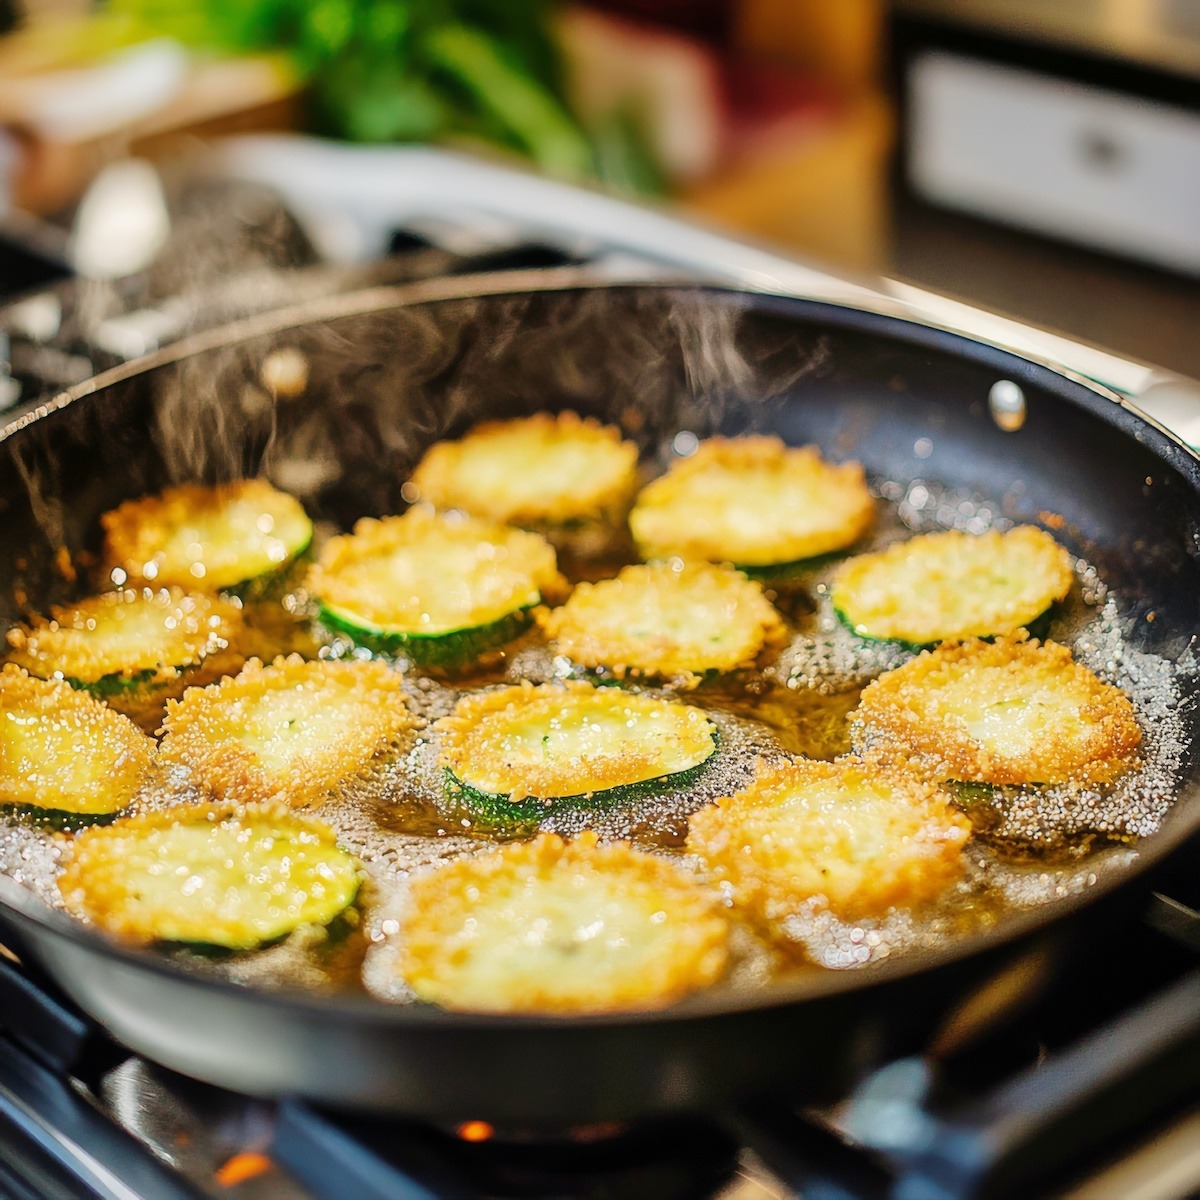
[0,477,1191,1005]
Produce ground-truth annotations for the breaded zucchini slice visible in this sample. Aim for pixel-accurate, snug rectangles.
[831,527,1074,647]
[437,680,718,823]
[629,437,874,570]
[687,757,971,921]
[101,479,313,593]
[409,412,639,541]
[852,634,1142,786]
[399,831,729,1013]
[6,587,244,718]
[159,655,415,806]
[59,805,360,950]
[308,508,565,668]
[0,665,154,819]
[539,561,787,682]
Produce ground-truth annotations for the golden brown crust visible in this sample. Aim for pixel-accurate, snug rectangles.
[538,561,787,683]
[307,507,566,634]
[687,757,971,921]
[629,437,874,566]
[436,680,717,801]
[409,411,640,529]
[7,588,246,733]
[100,646,248,735]
[6,588,245,706]
[852,634,1142,786]
[398,831,730,1013]
[100,479,312,592]
[0,665,155,816]
[831,527,1074,645]
[159,655,416,806]
[59,803,360,947]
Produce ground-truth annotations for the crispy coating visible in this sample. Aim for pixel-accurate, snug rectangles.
[159,655,415,806]
[59,804,360,948]
[687,757,971,921]
[409,411,640,530]
[398,831,730,1013]
[308,507,566,635]
[101,479,312,592]
[437,680,717,802]
[629,437,874,567]
[832,527,1074,645]
[852,635,1142,786]
[539,561,787,682]
[0,666,154,816]
[6,587,244,682]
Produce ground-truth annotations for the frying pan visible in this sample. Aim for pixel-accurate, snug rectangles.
[1,266,1198,1129]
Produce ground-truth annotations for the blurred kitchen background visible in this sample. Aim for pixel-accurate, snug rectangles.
[1,0,1198,414]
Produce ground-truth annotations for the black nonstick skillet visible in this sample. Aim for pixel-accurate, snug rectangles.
[1,268,1197,1127]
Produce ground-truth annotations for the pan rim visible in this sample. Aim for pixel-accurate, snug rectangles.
[7,265,1199,450]
[2,271,1198,1030]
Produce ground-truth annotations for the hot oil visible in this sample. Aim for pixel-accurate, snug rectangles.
[694,674,859,761]
[0,476,1192,1005]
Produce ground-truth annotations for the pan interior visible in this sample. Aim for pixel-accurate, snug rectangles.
[1,281,1198,1019]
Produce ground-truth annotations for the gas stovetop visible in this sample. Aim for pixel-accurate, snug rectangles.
[1,144,1199,1200]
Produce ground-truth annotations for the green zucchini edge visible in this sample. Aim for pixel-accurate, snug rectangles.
[442,730,719,828]
[736,549,850,583]
[226,530,314,599]
[165,881,362,955]
[67,667,162,698]
[316,601,535,668]
[0,803,124,830]
[566,662,726,689]
[832,601,1060,652]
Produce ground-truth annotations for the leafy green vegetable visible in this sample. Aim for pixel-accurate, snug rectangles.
[107,0,609,184]
[423,23,590,178]
[589,104,668,198]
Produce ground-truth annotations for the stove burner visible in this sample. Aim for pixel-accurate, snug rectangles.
[274,1105,742,1200]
